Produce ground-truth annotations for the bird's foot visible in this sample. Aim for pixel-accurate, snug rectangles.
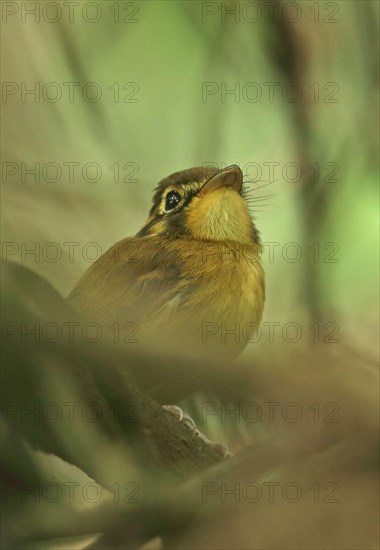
[163,404,232,458]
[163,405,197,433]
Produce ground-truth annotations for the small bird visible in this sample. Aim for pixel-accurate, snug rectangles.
[68,165,265,400]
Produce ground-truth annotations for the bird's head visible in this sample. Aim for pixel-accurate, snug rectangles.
[137,165,260,245]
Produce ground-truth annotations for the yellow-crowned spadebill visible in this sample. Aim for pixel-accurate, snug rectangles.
[68,165,265,398]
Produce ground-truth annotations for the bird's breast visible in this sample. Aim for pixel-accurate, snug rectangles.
[148,239,265,361]
[178,239,264,323]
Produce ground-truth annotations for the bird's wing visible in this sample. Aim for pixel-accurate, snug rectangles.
[67,236,184,326]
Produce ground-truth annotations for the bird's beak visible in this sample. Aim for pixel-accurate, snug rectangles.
[200,165,243,195]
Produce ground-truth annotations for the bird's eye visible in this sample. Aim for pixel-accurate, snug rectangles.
[165,190,181,211]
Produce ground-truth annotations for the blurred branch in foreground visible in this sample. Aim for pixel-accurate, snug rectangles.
[1,263,378,549]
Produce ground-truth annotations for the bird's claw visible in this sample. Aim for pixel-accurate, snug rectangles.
[163,405,197,434]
